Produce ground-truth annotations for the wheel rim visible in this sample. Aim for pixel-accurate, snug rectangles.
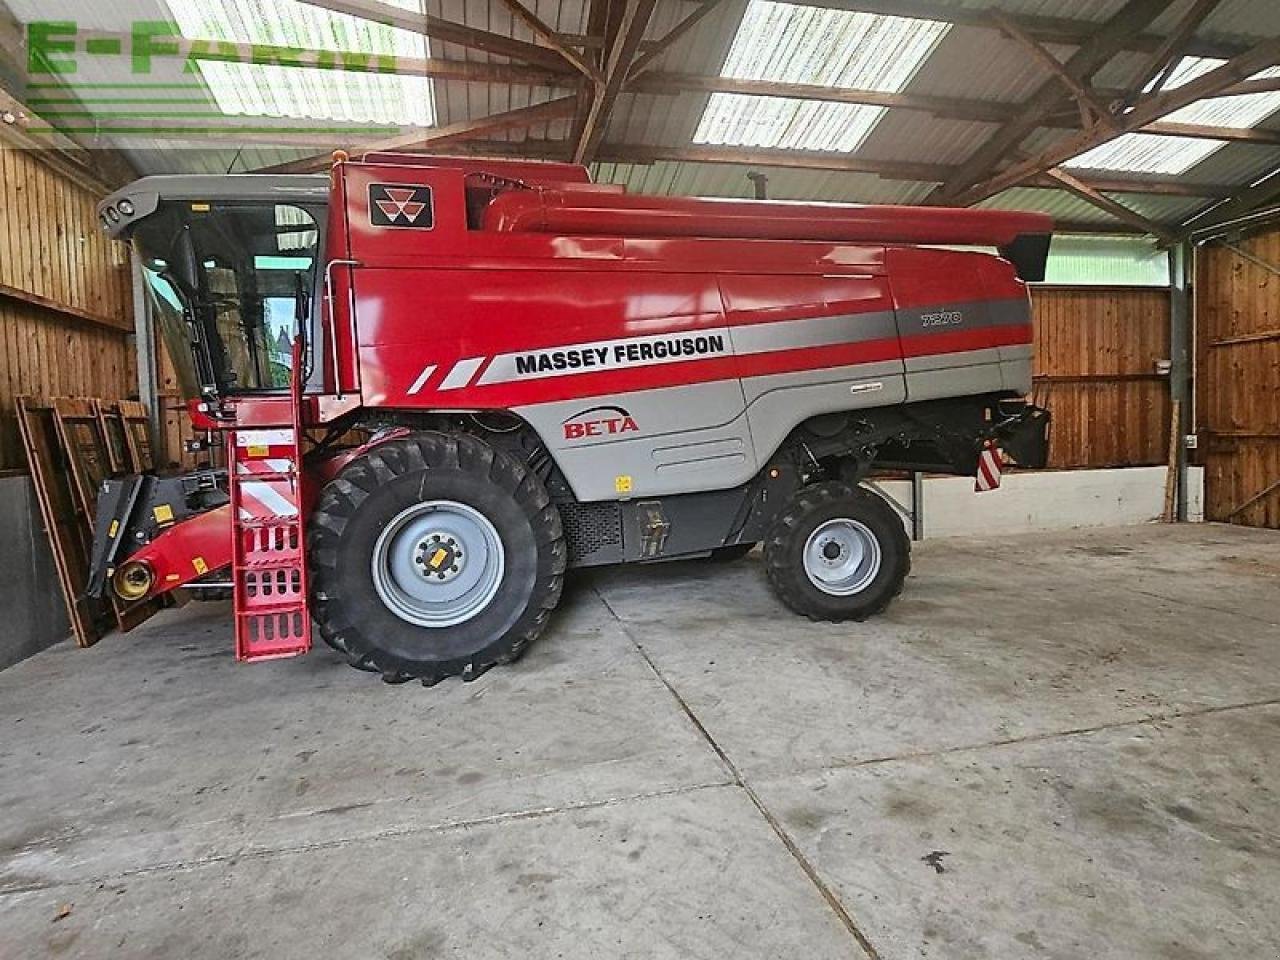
[802,519,882,596]
[371,500,505,627]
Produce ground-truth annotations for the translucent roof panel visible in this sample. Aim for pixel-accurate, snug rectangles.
[165,0,435,127]
[1065,57,1280,176]
[693,2,949,153]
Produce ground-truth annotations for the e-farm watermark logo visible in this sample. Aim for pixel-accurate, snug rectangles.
[19,20,408,142]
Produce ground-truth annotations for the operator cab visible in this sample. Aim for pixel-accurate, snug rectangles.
[98,175,330,402]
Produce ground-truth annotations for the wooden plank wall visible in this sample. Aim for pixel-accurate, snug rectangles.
[0,145,135,472]
[1031,285,1172,470]
[1195,232,1280,529]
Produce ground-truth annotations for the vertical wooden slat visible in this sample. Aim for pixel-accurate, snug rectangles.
[0,150,138,473]
[1196,231,1280,530]
[1030,285,1171,470]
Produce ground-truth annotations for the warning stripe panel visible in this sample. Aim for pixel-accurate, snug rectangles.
[238,479,300,521]
[975,447,1003,492]
[235,458,294,476]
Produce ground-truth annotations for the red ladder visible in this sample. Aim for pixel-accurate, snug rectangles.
[227,401,311,661]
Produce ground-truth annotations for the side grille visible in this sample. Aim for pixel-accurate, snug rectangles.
[558,501,624,566]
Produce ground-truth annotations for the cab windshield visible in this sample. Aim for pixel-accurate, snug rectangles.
[132,202,320,395]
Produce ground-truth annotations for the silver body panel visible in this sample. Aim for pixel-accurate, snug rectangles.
[514,296,1031,502]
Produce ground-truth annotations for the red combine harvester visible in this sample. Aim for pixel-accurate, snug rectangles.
[88,153,1050,685]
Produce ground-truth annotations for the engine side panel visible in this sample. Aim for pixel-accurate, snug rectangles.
[886,247,1035,402]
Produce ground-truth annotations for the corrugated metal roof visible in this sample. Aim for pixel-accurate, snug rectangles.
[1067,58,1280,175]
[692,2,949,152]
[5,0,1279,232]
[165,0,436,126]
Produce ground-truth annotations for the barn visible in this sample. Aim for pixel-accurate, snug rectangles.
[0,1,1277,956]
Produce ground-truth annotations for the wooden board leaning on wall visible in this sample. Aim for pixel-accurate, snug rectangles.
[18,396,163,647]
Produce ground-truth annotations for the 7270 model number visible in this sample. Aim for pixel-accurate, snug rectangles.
[921,311,964,327]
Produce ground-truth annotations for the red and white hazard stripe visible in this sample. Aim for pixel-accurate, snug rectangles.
[235,458,293,477]
[237,479,300,522]
[975,444,1003,493]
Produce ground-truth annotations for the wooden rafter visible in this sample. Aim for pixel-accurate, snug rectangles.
[1142,121,1280,146]
[597,142,953,182]
[587,142,1234,197]
[989,11,1118,131]
[496,0,601,81]
[931,0,1168,203]
[1042,168,1175,241]
[954,38,1280,206]
[626,0,726,80]
[1182,165,1280,236]
[1125,0,1225,104]
[43,28,1273,152]
[567,0,612,157]
[260,96,579,173]
[297,0,575,73]
[631,73,1012,121]
[572,0,657,165]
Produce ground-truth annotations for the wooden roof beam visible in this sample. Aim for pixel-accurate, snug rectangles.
[572,0,657,165]
[591,141,1232,197]
[932,0,1169,204]
[989,11,1118,132]
[1141,120,1280,146]
[627,0,726,80]
[1043,168,1175,241]
[260,96,579,173]
[630,73,1012,121]
[953,38,1280,206]
[1181,164,1280,236]
[297,0,577,72]
[1124,0,1225,105]
[495,0,601,81]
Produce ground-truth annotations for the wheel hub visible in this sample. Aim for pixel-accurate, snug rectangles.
[371,501,505,628]
[802,518,883,596]
[413,532,465,582]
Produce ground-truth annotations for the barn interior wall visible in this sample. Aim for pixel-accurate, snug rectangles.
[1030,285,1173,470]
[0,144,138,666]
[1195,230,1280,530]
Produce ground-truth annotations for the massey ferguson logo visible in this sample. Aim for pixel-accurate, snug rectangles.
[369,183,434,228]
[563,405,639,440]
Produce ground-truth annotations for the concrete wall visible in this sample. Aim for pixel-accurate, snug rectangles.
[874,466,1205,540]
[0,475,71,670]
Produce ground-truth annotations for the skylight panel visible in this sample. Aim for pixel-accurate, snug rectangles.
[1065,57,1280,176]
[693,2,949,153]
[165,0,435,127]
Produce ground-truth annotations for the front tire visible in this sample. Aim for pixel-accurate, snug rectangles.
[308,432,566,684]
[763,482,909,621]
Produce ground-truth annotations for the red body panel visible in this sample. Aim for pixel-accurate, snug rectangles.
[321,159,1046,421]
[483,188,1049,246]
[127,504,234,596]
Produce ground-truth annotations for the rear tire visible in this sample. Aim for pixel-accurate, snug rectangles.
[763,482,909,621]
[308,432,566,684]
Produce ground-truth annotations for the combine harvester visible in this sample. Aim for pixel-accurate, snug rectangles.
[88,153,1050,684]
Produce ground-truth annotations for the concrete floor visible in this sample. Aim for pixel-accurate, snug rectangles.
[1,523,1278,960]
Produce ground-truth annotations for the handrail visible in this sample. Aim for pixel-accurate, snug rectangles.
[323,258,360,400]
